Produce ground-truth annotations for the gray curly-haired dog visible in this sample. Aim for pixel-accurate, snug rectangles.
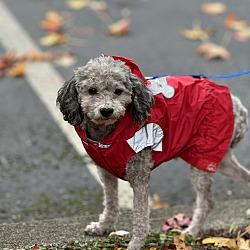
[57,55,250,250]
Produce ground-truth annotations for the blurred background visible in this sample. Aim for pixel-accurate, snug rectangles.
[0,0,250,223]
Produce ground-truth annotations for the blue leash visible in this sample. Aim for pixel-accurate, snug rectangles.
[151,69,250,79]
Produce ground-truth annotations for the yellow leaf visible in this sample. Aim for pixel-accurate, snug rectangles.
[39,33,67,46]
[238,238,250,250]
[202,237,234,247]
[149,193,169,209]
[66,0,90,10]
[174,234,192,250]
[149,247,157,250]
[7,62,26,77]
[201,2,227,15]
[54,53,77,67]
[107,17,130,36]
[181,24,208,41]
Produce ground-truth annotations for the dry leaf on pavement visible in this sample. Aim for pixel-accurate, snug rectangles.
[54,52,77,67]
[107,17,130,36]
[200,2,227,15]
[39,33,68,46]
[180,21,209,41]
[0,51,16,70]
[89,1,108,12]
[197,42,231,60]
[224,14,250,41]
[7,62,26,77]
[224,14,249,31]
[149,193,169,210]
[39,10,63,32]
[66,0,90,10]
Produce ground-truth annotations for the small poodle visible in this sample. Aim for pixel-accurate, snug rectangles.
[57,55,250,250]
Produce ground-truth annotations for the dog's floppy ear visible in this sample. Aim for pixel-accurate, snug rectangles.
[130,74,154,124]
[56,76,83,126]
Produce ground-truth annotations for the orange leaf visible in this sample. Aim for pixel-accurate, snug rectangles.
[224,14,238,29]
[201,2,227,15]
[40,10,63,32]
[7,62,26,77]
[149,193,169,210]
[197,42,230,60]
[23,50,52,61]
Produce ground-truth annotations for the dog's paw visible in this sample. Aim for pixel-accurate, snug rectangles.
[127,238,146,250]
[182,226,200,237]
[84,222,114,236]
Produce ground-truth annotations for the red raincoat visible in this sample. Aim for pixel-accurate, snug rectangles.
[75,56,234,180]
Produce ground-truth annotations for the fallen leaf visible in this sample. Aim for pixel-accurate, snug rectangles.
[0,51,16,70]
[109,230,130,237]
[66,0,90,10]
[226,16,249,31]
[202,237,232,247]
[54,52,77,67]
[238,238,250,250]
[162,213,192,233]
[40,10,63,32]
[197,42,231,60]
[201,2,227,15]
[89,1,108,12]
[202,237,250,250]
[180,22,209,41]
[234,28,250,41]
[7,62,26,77]
[107,17,130,36]
[174,234,192,250]
[31,244,39,250]
[22,50,52,61]
[224,13,238,29]
[39,33,67,46]
[149,193,169,210]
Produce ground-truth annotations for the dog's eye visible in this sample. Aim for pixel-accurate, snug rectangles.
[88,87,97,95]
[114,89,123,95]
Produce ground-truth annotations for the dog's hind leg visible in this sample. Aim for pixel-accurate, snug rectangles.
[217,149,250,190]
[125,148,153,250]
[184,167,214,236]
[84,167,119,236]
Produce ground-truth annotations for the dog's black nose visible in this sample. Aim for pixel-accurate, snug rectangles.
[100,108,114,118]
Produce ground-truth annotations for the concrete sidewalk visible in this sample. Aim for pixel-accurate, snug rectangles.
[0,199,249,248]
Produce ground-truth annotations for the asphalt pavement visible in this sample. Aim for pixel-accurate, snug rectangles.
[0,0,249,231]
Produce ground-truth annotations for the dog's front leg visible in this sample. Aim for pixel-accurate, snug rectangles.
[125,148,153,250]
[85,167,119,236]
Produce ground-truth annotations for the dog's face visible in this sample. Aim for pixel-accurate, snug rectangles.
[74,57,133,125]
[56,56,154,127]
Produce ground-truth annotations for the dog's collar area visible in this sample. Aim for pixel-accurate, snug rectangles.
[85,132,111,148]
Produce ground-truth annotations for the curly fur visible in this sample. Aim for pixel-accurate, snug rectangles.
[57,55,250,250]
